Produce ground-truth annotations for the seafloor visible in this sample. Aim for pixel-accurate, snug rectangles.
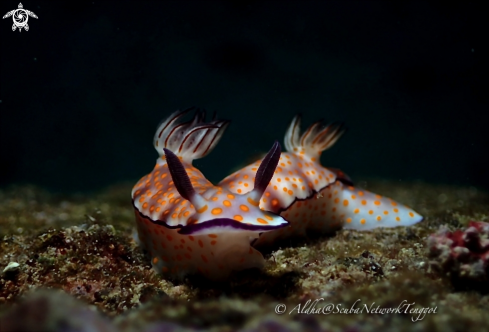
[0,179,488,332]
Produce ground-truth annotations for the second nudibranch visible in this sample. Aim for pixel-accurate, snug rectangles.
[219,115,423,246]
[131,109,287,280]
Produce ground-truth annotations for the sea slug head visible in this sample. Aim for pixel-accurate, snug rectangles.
[163,141,288,237]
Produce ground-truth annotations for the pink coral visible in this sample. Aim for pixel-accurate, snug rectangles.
[428,221,489,292]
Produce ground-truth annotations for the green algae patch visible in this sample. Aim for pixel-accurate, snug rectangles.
[1,180,489,331]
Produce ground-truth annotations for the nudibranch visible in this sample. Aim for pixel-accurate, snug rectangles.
[219,115,423,246]
[131,108,288,280]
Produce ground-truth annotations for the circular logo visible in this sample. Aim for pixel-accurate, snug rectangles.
[13,9,27,27]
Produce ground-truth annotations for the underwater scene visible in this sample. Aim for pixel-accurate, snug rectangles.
[0,2,488,331]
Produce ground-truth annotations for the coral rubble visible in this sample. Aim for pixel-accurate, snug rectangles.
[428,221,489,293]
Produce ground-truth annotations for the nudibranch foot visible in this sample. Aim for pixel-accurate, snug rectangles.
[134,211,265,280]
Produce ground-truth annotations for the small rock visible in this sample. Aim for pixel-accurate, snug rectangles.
[2,262,20,273]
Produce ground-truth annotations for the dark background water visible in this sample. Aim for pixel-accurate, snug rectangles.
[0,1,487,192]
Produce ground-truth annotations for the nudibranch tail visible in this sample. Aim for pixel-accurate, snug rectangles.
[336,182,423,231]
[284,114,346,160]
[154,107,230,163]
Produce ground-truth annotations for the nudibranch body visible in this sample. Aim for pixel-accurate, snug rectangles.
[219,115,423,246]
[131,109,287,280]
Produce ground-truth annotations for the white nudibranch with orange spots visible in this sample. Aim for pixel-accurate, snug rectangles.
[132,108,288,280]
[219,115,423,246]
